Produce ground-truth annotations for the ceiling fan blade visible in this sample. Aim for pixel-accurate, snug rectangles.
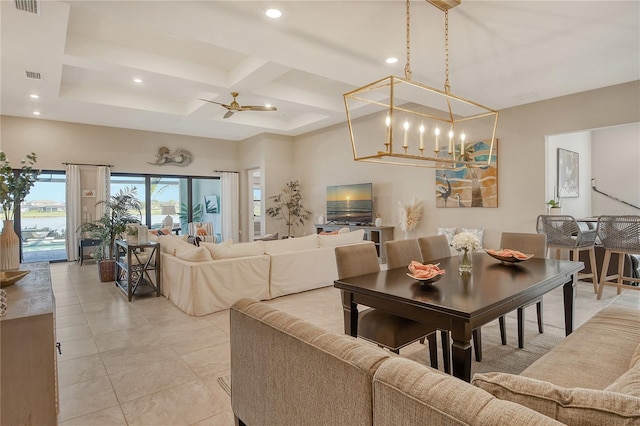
[223,110,235,119]
[243,106,277,111]
[199,98,228,108]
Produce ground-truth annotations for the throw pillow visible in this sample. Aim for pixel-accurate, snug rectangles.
[174,245,212,262]
[461,227,484,250]
[472,372,640,425]
[255,232,279,241]
[157,235,192,256]
[202,240,233,260]
[437,227,456,245]
[318,229,366,248]
[319,230,339,235]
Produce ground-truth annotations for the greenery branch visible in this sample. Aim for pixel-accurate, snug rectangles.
[0,151,40,221]
[265,180,311,238]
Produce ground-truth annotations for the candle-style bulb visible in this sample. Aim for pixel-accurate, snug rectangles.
[385,115,391,127]
[404,120,410,131]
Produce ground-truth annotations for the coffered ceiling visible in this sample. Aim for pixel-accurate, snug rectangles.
[1,1,638,141]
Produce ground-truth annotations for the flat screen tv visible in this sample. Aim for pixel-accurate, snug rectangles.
[326,183,373,225]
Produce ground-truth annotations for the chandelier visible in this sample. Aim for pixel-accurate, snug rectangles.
[343,0,499,169]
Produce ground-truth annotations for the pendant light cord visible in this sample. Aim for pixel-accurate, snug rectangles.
[444,9,450,93]
[405,0,412,80]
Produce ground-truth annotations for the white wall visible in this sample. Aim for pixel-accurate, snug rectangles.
[546,131,592,218]
[293,81,640,249]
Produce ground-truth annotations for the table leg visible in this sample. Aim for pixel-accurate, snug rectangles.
[340,291,358,337]
[450,325,473,382]
[563,275,576,336]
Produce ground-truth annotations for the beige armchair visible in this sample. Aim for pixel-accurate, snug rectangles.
[187,222,217,243]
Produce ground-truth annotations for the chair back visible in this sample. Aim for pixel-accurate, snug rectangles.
[385,239,423,269]
[417,235,452,262]
[335,243,380,279]
[596,215,640,252]
[536,215,597,248]
[500,232,547,258]
[188,222,216,242]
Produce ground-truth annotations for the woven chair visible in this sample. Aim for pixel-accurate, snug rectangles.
[416,235,483,363]
[334,243,441,370]
[536,215,598,293]
[384,239,450,373]
[596,215,640,299]
[499,232,547,348]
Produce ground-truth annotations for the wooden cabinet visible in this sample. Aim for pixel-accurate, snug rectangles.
[315,225,394,263]
[0,262,57,426]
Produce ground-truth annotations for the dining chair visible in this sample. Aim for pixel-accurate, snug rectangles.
[334,243,442,370]
[499,232,547,348]
[416,235,483,363]
[536,215,598,293]
[596,215,640,299]
[384,239,451,373]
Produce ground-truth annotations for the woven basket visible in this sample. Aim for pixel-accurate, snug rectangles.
[98,260,116,282]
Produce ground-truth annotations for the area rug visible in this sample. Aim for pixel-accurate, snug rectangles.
[217,316,565,397]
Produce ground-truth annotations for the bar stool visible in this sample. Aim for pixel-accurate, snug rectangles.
[536,215,598,293]
[596,215,640,299]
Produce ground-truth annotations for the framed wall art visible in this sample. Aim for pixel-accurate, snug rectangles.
[435,139,498,208]
[557,148,579,197]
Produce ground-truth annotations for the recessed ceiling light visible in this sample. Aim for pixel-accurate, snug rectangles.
[386,57,398,64]
[29,94,39,99]
[265,8,282,19]
[33,111,41,115]
[133,78,143,83]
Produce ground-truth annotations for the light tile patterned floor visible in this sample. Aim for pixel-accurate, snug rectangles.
[51,262,638,425]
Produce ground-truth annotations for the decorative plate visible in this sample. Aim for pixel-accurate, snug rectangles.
[485,250,534,264]
[406,272,443,284]
[0,270,30,288]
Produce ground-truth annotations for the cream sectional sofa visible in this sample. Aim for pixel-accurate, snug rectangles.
[157,230,368,316]
[230,298,640,426]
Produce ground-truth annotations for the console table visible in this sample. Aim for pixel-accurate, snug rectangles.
[115,240,161,301]
[0,262,58,425]
[78,238,101,265]
[315,224,394,263]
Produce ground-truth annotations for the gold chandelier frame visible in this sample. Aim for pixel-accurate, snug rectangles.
[343,0,499,169]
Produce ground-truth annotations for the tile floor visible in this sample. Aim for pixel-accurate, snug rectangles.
[51,261,639,425]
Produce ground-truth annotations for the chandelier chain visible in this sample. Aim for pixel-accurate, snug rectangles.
[444,9,450,93]
[404,0,412,80]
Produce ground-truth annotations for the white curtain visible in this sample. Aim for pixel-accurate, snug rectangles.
[221,172,240,243]
[65,164,81,261]
[95,166,111,219]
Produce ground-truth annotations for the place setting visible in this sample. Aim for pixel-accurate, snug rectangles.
[406,260,446,285]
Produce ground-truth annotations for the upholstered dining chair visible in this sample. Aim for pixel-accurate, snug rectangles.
[499,232,547,348]
[416,235,483,363]
[334,243,442,371]
[188,222,217,243]
[596,215,640,300]
[385,239,451,373]
[536,215,598,293]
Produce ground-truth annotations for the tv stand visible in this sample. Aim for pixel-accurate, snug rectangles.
[315,224,394,263]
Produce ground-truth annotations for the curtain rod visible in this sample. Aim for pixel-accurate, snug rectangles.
[62,162,114,167]
[213,170,239,174]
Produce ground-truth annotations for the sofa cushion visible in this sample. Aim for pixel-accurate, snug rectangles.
[202,240,266,260]
[318,229,365,247]
[437,227,456,245]
[174,245,212,262]
[472,372,640,425]
[157,234,193,255]
[263,234,318,254]
[374,358,563,426]
[605,347,640,397]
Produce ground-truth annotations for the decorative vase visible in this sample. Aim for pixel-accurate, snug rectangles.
[549,207,562,215]
[375,217,382,227]
[317,214,325,225]
[459,248,472,272]
[1,220,20,271]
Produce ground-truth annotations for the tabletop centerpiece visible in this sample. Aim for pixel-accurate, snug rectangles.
[451,231,480,272]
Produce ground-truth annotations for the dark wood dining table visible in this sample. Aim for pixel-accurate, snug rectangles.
[334,252,584,382]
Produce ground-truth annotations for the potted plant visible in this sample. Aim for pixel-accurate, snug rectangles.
[547,199,562,215]
[0,151,39,271]
[266,180,312,238]
[80,186,142,281]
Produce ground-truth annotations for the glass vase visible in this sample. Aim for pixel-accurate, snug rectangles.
[459,248,472,272]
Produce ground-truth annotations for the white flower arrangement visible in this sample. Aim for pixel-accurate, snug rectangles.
[451,231,480,252]
[398,198,424,233]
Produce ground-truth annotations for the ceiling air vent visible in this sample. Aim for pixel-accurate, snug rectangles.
[25,71,42,80]
[14,0,40,14]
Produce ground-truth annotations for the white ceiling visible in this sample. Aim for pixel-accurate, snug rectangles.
[1,0,638,142]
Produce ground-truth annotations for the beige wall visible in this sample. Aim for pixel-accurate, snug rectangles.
[2,80,638,246]
[293,81,640,249]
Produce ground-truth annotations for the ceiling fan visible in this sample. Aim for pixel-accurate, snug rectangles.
[200,92,277,119]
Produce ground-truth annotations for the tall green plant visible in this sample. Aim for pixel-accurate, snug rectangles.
[79,187,142,260]
[0,151,39,220]
[266,180,311,237]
